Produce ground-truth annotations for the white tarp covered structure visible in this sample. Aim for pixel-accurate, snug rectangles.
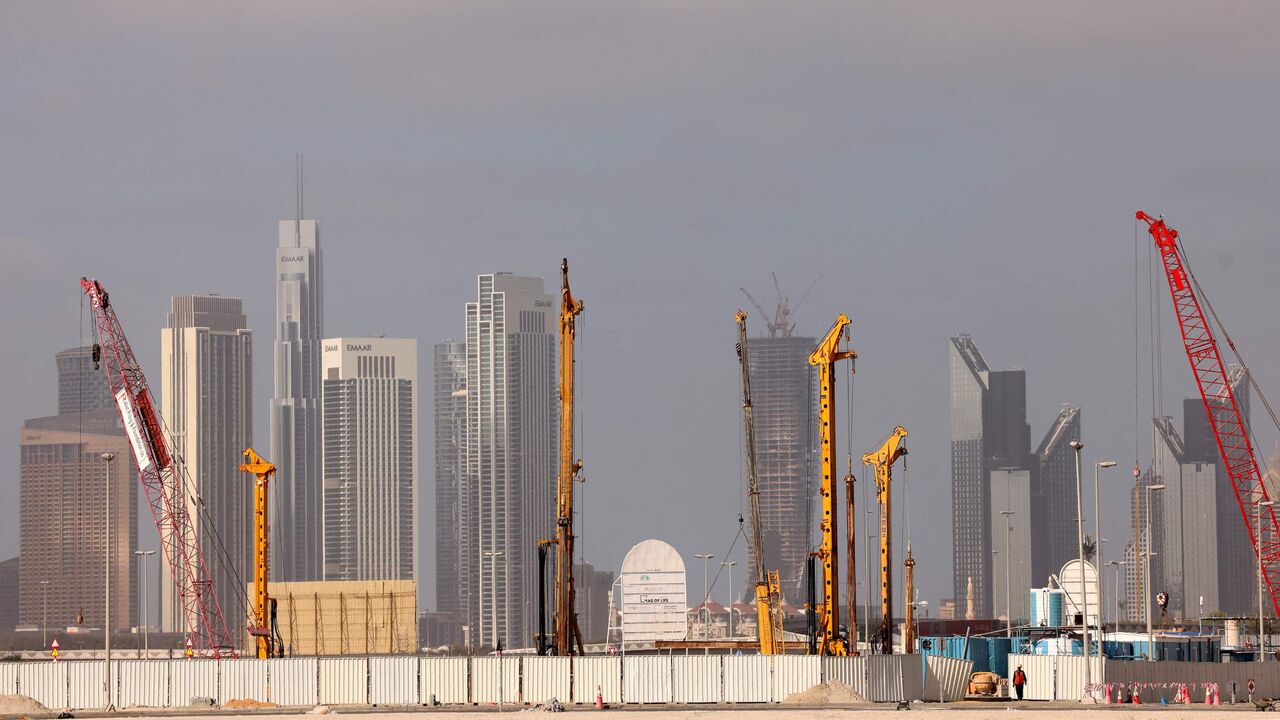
[620,539,687,641]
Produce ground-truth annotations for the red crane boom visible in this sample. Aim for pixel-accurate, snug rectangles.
[1136,212,1280,617]
[81,277,237,656]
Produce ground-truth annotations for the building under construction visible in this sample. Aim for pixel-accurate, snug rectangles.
[259,580,417,656]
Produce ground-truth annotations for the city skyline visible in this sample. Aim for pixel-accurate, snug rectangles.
[3,3,1279,623]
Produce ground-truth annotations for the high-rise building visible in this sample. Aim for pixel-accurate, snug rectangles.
[949,335,1033,619]
[160,295,253,636]
[433,340,467,620]
[321,338,418,582]
[1033,405,1081,586]
[990,468,1032,624]
[271,218,324,582]
[1124,468,1165,624]
[574,562,615,644]
[1151,416,1218,619]
[19,410,137,632]
[56,346,113,415]
[462,273,557,650]
[0,557,17,631]
[743,328,817,603]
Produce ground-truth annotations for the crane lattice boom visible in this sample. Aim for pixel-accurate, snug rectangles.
[1137,212,1280,618]
[80,278,236,656]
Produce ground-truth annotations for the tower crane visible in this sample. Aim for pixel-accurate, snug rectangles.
[862,426,907,655]
[543,258,585,655]
[735,310,784,654]
[1137,211,1280,616]
[807,314,857,655]
[239,448,282,658]
[79,278,236,656]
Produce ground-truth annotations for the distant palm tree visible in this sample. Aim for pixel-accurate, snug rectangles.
[1082,535,1097,562]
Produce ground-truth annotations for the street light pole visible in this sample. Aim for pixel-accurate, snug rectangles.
[721,561,737,639]
[1260,500,1275,661]
[134,550,156,658]
[101,452,115,710]
[482,551,505,650]
[1069,440,1090,693]
[1000,511,1014,638]
[1143,483,1166,659]
[694,554,714,639]
[1094,461,1116,630]
[1106,561,1125,629]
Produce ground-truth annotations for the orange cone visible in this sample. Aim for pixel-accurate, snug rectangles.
[1133,684,1141,704]
[595,685,603,710]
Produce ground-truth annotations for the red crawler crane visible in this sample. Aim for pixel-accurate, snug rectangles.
[1136,212,1280,617]
[81,278,237,657]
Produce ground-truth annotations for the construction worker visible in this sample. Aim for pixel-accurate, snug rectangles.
[1012,664,1028,701]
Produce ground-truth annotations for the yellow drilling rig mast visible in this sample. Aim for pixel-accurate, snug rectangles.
[735,311,784,654]
[862,426,907,655]
[807,314,857,656]
[547,258,585,656]
[239,448,281,659]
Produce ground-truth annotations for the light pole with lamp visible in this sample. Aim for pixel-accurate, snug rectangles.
[1143,483,1166,658]
[1260,500,1276,661]
[134,550,156,657]
[1069,440,1092,693]
[101,451,115,710]
[1000,511,1014,638]
[1094,461,1117,629]
[694,554,715,639]
[721,561,737,639]
[1106,561,1125,628]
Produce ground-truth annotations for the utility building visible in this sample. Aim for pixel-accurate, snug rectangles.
[321,338,418,582]
[160,295,253,636]
[271,218,324,582]
[742,322,817,603]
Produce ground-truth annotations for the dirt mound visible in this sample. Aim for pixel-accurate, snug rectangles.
[224,698,278,709]
[782,681,869,705]
[0,695,49,714]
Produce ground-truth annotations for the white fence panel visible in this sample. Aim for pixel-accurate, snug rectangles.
[171,660,218,706]
[117,660,169,707]
[672,655,720,704]
[471,656,520,705]
[67,661,106,709]
[572,657,620,704]
[773,656,820,702]
[623,656,671,704]
[924,656,973,702]
[523,657,570,704]
[318,657,367,705]
[18,661,68,709]
[420,657,468,705]
[723,655,770,703]
[267,657,317,706]
[1008,655,1055,701]
[0,662,19,695]
[219,658,268,704]
[369,656,419,705]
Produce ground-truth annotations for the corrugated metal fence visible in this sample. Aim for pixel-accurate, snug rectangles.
[0,653,975,709]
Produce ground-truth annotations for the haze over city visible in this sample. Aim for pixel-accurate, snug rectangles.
[3,1,1280,622]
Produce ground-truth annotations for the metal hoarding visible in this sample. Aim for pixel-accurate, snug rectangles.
[772,655,820,702]
[369,656,419,706]
[67,660,106,709]
[924,655,973,702]
[117,660,169,707]
[864,656,907,702]
[419,657,468,706]
[522,656,570,705]
[170,659,218,707]
[899,656,924,702]
[722,654,769,703]
[267,657,317,706]
[471,656,520,705]
[622,655,671,704]
[0,662,18,695]
[18,661,68,709]
[219,658,269,704]
[318,657,367,705]
[671,655,720,703]
[1008,654,1056,701]
[571,657,621,704]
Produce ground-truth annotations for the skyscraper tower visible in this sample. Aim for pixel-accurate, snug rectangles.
[56,346,114,415]
[321,338,418,582]
[433,340,467,620]
[160,295,253,637]
[1034,405,1082,585]
[271,217,323,582]
[462,273,557,650]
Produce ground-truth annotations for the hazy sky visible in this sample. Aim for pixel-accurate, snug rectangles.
[3,2,1279,613]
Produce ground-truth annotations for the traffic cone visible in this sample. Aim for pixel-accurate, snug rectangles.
[1133,684,1141,704]
[595,685,603,710]
[1103,684,1111,704]
[1212,684,1221,706]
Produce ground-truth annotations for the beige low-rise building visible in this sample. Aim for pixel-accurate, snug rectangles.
[248,579,417,655]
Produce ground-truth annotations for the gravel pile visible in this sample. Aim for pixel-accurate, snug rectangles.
[782,681,870,705]
[0,694,49,714]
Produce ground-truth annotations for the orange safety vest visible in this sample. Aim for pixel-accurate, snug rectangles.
[1013,669,1027,685]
